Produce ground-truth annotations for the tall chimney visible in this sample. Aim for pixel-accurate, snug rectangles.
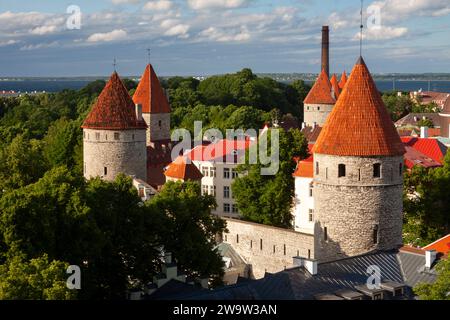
[321,26,329,78]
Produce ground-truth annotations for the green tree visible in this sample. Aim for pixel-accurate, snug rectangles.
[232,128,309,228]
[414,257,450,300]
[417,118,434,128]
[149,181,226,287]
[0,253,75,300]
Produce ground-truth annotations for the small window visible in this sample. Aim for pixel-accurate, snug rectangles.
[283,244,286,256]
[338,164,346,178]
[273,245,276,254]
[132,134,135,140]
[95,132,100,140]
[399,163,403,176]
[231,169,238,179]
[260,239,263,251]
[297,250,299,256]
[309,188,313,197]
[210,167,216,177]
[158,120,162,128]
[210,185,216,196]
[225,234,227,242]
[202,185,208,195]
[223,168,230,179]
[373,225,379,244]
[373,163,381,178]
[236,234,239,243]
[317,106,321,111]
[224,203,230,212]
[250,240,253,249]
[324,227,328,241]
[316,162,319,175]
[114,132,120,140]
[232,204,238,213]
[104,167,107,176]
[308,249,311,259]
[307,106,310,111]
[202,167,209,177]
[223,186,230,199]
[326,167,328,180]
[83,131,86,139]
[358,169,361,181]
[105,134,108,141]
[308,209,314,222]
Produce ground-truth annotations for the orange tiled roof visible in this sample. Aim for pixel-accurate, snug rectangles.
[293,155,314,178]
[330,74,341,99]
[304,69,335,105]
[164,156,203,181]
[338,71,347,89]
[133,64,171,114]
[423,234,450,255]
[82,72,147,130]
[401,137,447,164]
[313,57,405,157]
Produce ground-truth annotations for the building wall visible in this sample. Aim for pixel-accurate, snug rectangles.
[304,103,334,127]
[143,112,170,144]
[223,218,315,279]
[83,128,147,181]
[293,176,315,234]
[313,153,404,262]
[440,114,450,138]
[193,160,241,218]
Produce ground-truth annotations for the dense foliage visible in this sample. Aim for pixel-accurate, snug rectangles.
[382,91,439,122]
[414,257,450,300]
[403,152,450,246]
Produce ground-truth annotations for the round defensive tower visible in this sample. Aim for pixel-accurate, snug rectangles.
[312,57,406,262]
[82,72,148,181]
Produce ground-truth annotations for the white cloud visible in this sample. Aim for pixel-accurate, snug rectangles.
[354,25,408,41]
[144,0,173,11]
[370,0,450,22]
[0,40,19,47]
[188,0,248,10]
[20,41,59,51]
[112,0,140,4]
[30,25,58,35]
[165,24,190,37]
[87,29,128,42]
[199,26,250,42]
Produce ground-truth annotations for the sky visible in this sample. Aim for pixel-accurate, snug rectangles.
[0,0,449,77]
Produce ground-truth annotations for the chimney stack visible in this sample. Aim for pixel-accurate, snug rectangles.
[135,103,143,121]
[425,250,437,269]
[321,26,330,78]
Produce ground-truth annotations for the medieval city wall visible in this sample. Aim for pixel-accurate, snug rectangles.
[222,218,315,279]
[143,113,171,144]
[304,103,334,126]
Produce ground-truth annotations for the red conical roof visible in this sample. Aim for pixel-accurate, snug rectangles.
[133,64,171,114]
[82,72,147,130]
[330,74,341,99]
[313,57,405,157]
[164,156,203,181]
[304,69,336,105]
[339,71,347,89]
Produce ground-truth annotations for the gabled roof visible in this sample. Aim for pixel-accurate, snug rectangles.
[401,137,447,164]
[313,57,405,157]
[403,145,442,169]
[164,156,203,181]
[82,72,147,130]
[330,74,341,99]
[423,234,450,255]
[133,64,171,114]
[339,71,347,89]
[293,156,314,178]
[303,69,335,105]
[186,139,251,163]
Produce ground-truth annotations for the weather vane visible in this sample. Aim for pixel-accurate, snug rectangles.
[360,0,364,56]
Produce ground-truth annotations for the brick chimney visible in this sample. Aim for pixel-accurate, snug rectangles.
[321,26,329,78]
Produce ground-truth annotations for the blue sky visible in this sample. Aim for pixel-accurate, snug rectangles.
[0,0,449,76]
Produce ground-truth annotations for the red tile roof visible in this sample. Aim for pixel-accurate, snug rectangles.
[403,145,442,169]
[330,74,341,99]
[301,125,322,143]
[304,69,335,105]
[82,72,148,130]
[133,64,171,114]
[313,57,405,157]
[187,139,251,163]
[401,137,447,164]
[423,234,450,255]
[164,156,203,181]
[293,154,314,178]
[338,71,347,89]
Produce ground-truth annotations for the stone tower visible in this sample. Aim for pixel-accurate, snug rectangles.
[303,69,336,127]
[312,57,406,262]
[133,64,171,147]
[82,72,148,181]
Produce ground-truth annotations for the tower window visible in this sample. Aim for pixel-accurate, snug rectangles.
[399,163,403,176]
[250,240,253,249]
[83,132,86,139]
[273,245,276,254]
[283,244,286,256]
[308,249,311,259]
[132,134,135,140]
[308,209,314,222]
[324,227,328,241]
[338,164,346,177]
[317,106,321,111]
[114,132,120,140]
[309,187,313,197]
[307,106,310,111]
[358,169,361,181]
[236,234,239,243]
[158,120,162,128]
[373,163,381,178]
[373,225,379,244]
[95,132,100,140]
[316,162,319,175]
[104,167,107,176]
[260,239,263,251]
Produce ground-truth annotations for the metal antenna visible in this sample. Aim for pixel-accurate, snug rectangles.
[113,57,117,72]
[147,48,151,65]
[360,0,364,57]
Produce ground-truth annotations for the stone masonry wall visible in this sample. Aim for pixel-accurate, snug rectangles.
[313,154,404,262]
[304,103,334,127]
[143,113,170,144]
[222,218,315,279]
[83,128,147,181]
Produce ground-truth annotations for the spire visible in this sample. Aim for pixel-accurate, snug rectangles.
[330,74,341,99]
[359,0,364,57]
[339,71,348,89]
[313,56,405,157]
[304,69,335,105]
[133,64,171,114]
[82,72,147,130]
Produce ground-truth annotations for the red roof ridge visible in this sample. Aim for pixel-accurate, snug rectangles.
[422,234,450,254]
[304,69,335,105]
[133,64,171,114]
[164,155,203,181]
[313,56,405,157]
[82,72,147,130]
